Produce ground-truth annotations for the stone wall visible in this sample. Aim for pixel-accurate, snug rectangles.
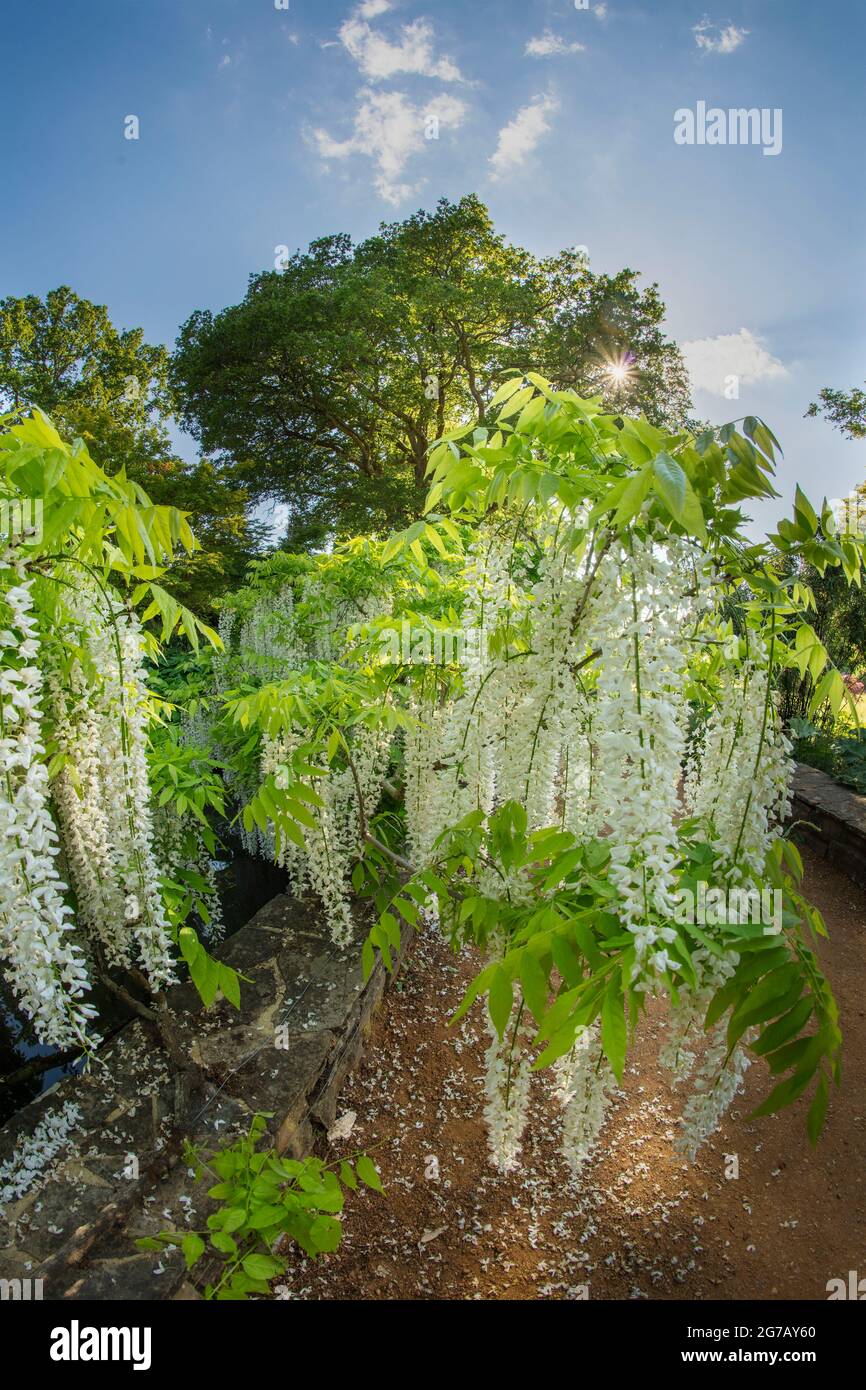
[790,763,866,892]
[0,895,409,1301]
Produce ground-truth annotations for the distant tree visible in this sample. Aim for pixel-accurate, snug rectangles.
[0,286,259,612]
[172,195,691,540]
[806,382,866,440]
[799,379,866,701]
[0,285,172,467]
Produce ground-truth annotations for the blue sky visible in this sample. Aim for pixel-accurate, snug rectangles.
[2,0,864,535]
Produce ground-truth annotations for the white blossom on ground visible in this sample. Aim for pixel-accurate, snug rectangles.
[0,1100,82,1212]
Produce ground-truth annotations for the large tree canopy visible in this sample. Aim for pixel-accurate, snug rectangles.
[0,286,260,613]
[172,195,691,542]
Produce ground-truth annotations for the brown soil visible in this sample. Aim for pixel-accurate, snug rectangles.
[275,847,866,1301]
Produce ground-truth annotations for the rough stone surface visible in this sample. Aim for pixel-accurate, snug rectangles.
[790,763,866,892]
[0,894,410,1301]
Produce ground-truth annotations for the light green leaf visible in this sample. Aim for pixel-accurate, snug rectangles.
[601,976,627,1082]
[355,1154,384,1193]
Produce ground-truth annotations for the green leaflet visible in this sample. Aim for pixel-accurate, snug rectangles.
[601,976,627,1083]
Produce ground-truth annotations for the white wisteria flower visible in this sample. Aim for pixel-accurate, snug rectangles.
[0,583,96,1047]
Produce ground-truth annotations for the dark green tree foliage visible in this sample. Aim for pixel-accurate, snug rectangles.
[0,285,172,467]
[172,196,691,541]
[777,559,866,724]
[790,378,866,715]
[0,286,260,613]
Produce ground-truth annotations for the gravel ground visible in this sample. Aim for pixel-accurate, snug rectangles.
[274,846,865,1301]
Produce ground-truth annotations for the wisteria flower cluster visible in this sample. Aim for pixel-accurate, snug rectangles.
[0,582,95,1046]
[0,409,227,1054]
[354,380,849,1173]
[49,584,176,985]
[179,377,850,1177]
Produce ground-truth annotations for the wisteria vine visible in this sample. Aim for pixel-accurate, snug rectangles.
[191,377,854,1179]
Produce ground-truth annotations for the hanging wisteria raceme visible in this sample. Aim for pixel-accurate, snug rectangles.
[50,662,130,965]
[48,584,177,987]
[658,945,745,1163]
[586,533,711,985]
[482,994,533,1174]
[292,796,356,947]
[0,582,96,1047]
[259,719,391,947]
[236,587,303,680]
[406,530,513,853]
[153,804,225,947]
[402,699,441,866]
[495,514,592,833]
[553,1024,617,1174]
[402,520,593,870]
[688,643,794,884]
[674,1022,753,1163]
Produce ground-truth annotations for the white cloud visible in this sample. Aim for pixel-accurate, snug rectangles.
[682,328,788,395]
[311,89,467,204]
[339,6,463,82]
[526,31,585,58]
[313,1,468,200]
[693,19,749,55]
[217,54,231,70]
[594,3,608,18]
[489,94,558,180]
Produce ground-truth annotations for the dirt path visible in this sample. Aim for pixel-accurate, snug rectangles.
[275,847,866,1301]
